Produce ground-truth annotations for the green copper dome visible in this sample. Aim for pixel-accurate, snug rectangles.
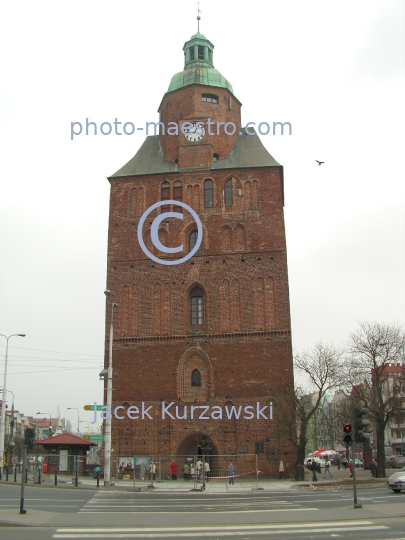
[167,32,233,94]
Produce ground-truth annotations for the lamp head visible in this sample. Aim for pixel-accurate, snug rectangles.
[18,334,26,337]
[104,290,111,297]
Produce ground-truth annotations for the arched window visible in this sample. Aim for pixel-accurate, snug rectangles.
[191,369,201,386]
[190,286,204,325]
[224,179,233,206]
[189,230,198,251]
[161,181,170,212]
[204,179,213,208]
[173,181,183,213]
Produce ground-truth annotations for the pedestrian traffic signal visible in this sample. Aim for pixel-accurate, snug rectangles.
[354,407,371,443]
[343,424,352,445]
[24,427,35,449]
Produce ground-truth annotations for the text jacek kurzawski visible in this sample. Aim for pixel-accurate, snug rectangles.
[90,402,273,424]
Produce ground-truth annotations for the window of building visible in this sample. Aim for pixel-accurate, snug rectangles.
[224,179,233,205]
[190,47,195,61]
[190,286,204,325]
[204,179,213,207]
[190,230,198,251]
[161,182,170,212]
[213,153,219,161]
[255,442,264,453]
[201,93,218,104]
[198,45,204,60]
[173,181,183,213]
[191,369,201,386]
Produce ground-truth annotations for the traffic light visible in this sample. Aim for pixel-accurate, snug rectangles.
[24,428,35,449]
[343,424,352,445]
[200,433,212,454]
[354,408,371,443]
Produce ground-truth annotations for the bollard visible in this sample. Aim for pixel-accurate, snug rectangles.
[97,474,100,488]
[54,469,58,486]
[75,458,78,487]
[0,466,2,480]
[14,468,17,482]
[25,469,28,483]
[6,468,9,481]
[38,469,42,484]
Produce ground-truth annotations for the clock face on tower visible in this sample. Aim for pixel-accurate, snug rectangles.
[183,122,206,142]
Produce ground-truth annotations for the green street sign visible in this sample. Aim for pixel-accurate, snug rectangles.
[83,405,105,411]
[83,435,105,441]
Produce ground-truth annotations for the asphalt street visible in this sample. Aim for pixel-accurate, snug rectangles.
[0,484,404,539]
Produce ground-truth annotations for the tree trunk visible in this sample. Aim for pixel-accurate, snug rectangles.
[376,420,386,477]
[295,435,307,481]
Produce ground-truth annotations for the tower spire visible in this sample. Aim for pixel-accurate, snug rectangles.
[196,1,202,32]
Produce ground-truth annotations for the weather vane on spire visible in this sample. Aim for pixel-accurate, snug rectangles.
[196,1,202,32]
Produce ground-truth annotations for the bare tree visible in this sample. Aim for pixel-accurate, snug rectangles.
[347,321,405,477]
[281,342,344,480]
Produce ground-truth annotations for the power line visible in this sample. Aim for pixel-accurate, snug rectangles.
[0,344,103,357]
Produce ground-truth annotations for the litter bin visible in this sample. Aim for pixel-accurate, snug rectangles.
[43,462,49,473]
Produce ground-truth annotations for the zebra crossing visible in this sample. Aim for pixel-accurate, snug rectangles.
[77,492,315,514]
[53,521,391,538]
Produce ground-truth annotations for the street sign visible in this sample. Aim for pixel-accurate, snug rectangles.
[83,405,105,411]
[83,435,105,441]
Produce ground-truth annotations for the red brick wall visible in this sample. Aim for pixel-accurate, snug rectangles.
[158,85,242,164]
[105,87,296,476]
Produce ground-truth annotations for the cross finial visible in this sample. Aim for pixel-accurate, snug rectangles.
[196,1,202,32]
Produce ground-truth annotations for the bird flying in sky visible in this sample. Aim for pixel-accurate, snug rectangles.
[316,160,325,166]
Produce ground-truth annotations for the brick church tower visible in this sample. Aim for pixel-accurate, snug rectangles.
[104,30,295,475]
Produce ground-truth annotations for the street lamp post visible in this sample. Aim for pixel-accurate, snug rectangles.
[104,290,118,486]
[67,408,80,434]
[0,334,25,477]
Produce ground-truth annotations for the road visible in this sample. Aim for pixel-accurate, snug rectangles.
[0,484,404,539]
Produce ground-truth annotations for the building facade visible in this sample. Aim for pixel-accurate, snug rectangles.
[104,30,295,475]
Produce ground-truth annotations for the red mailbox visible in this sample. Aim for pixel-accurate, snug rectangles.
[42,461,48,473]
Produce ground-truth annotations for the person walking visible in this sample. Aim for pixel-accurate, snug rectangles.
[190,463,195,480]
[279,460,285,479]
[204,460,210,482]
[369,459,377,478]
[311,459,318,482]
[337,455,341,471]
[170,460,178,480]
[323,459,333,478]
[228,462,235,485]
[182,462,190,482]
[349,460,354,478]
[342,456,348,470]
[150,461,156,481]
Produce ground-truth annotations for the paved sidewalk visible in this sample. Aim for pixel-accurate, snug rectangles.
[0,465,388,492]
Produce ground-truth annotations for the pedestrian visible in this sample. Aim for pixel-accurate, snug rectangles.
[279,460,285,479]
[323,459,333,478]
[311,459,317,482]
[204,460,210,482]
[337,455,341,471]
[190,463,195,480]
[196,459,203,482]
[170,460,178,480]
[369,459,377,478]
[342,456,348,470]
[228,462,235,485]
[349,460,354,478]
[150,461,156,481]
[182,462,189,481]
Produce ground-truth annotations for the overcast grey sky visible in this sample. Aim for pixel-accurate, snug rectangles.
[1,0,404,433]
